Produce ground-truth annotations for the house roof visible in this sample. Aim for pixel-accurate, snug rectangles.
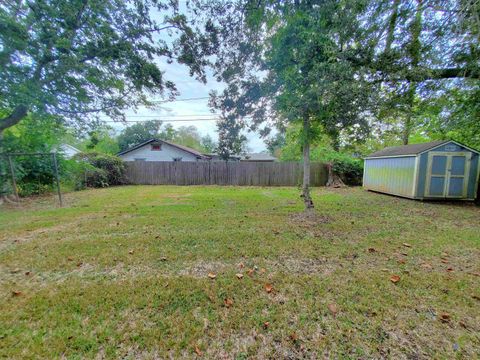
[240,153,277,161]
[117,139,210,159]
[366,140,480,158]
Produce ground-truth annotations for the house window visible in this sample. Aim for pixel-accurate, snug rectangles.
[134,158,146,161]
[173,157,182,162]
[151,144,162,151]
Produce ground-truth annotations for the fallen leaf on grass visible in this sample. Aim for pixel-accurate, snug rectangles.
[367,247,376,253]
[397,259,406,264]
[128,250,134,255]
[10,268,21,274]
[67,257,74,261]
[264,283,274,293]
[263,322,270,329]
[194,345,202,356]
[247,269,255,276]
[25,271,31,276]
[390,275,401,283]
[207,272,216,279]
[238,262,245,269]
[289,332,298,342]
[402,243,412,248]
[441,259,449,264]
[12,290,22,297]
[440,313,450,323]
[468,272,480,277]
[160,256,167,261]
[472,295,480,301]
[224,298,234,308]
[446,267,454,272]
[420,263,432,269]
[328,303,338,318]
[259,268,266,274]
[235,273,244,279]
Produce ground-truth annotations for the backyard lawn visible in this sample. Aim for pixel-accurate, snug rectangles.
[0,186,479,359]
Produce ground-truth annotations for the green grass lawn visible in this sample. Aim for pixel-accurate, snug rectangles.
[1,186,479,359]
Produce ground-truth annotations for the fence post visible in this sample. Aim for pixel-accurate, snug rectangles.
[52,153,63,207]
[7,155,19,201]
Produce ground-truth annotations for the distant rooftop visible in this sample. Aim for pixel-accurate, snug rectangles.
[240,153,277,161]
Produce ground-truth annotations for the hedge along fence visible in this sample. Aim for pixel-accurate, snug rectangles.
[125,161,328,186]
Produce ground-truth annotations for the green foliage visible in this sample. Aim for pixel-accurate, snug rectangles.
[0,115,66,196]
[73,152,127,188]
[0,0,218,133]
[117,121,164,151]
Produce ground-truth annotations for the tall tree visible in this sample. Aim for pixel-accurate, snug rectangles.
[0,0,217,199]
[210,1,374,209]
[0,0,218,134]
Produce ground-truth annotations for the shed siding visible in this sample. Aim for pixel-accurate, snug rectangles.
[119,142,200,162]
[364,156,416,197]
[467,153,479,199]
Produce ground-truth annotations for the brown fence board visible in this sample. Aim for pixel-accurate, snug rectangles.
[125,161,327,186]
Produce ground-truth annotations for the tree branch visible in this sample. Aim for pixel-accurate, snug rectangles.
[0,105,29,133]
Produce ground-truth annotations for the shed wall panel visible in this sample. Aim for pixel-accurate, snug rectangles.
[364,157,416,197]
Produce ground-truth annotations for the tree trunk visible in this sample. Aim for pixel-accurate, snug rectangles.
[402,0,422,145]
[475,180,480,205]
[301,115,314,210]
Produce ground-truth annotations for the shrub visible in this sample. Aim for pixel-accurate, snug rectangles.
[331,158,363,185]
[72,152,127,188]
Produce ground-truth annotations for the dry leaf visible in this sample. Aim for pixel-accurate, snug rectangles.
[468,272,480,277]
[459,321,467,329]
[238,262,245,269]
[25,271,31,276]
[160,256,167,261]
[194,345,202,356]
[328,303,338,318]
[207,272,216,279]
[128,250,134,255]
[259,268,266,274]
[264,283,273,293]
[12,290,22,297]
[402,243,412,248]
[440,313,450,323]
[235,273,244,279]
[289,332,298,342]
[471,295,480,301]
[421,263,432,269]
[368,247,376,253]
[224,298,234,308]
[390,275,401,283]
[446,267,454,272]
[441,259,449,264]
[67,257,74,261]
[441,252,449,257]
[263,321,270,329]
[397,259,406,264]
[247,269,255,276]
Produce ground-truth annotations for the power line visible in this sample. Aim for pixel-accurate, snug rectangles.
[102,118,220,123]
[149,96,210,103]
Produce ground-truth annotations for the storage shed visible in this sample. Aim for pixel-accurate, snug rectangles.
[363,140,480,200]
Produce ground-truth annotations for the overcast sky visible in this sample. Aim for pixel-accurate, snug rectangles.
[109,59,267,152]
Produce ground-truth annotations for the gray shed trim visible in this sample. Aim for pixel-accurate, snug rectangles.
[366,140,480,159]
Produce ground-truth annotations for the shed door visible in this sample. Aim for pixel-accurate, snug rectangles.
[425,152,471,198]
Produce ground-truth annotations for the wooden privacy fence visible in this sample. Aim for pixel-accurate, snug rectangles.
[125,161,328,186]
